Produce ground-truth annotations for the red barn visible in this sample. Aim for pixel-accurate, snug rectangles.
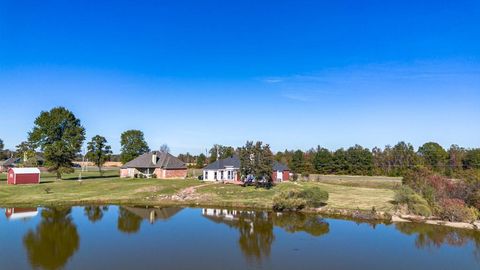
[7,168,41,185]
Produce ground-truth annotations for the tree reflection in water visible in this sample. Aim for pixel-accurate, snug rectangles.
[23,207,79,270]
[84,206,108,223]
[396,222,480,260]
[117,207,143,234]
[202,209,330,264]
[273,212,329,236]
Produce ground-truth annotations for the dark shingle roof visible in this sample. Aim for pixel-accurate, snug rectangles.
[121,151,186,169]
[273,161,289,171]
[0,158,21,166]
[203,155,289,171]
[204,155,241,170]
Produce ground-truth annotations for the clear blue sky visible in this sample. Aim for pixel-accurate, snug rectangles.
[1,0,479,154]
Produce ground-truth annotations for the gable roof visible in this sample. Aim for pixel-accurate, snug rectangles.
[273,161,289,171]
[0,158,21,166]
[204,155,241,170]
[203,155,289,171]
[121,151,186,169]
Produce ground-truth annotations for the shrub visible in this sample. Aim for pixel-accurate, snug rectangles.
[273,191,307,211]
[152,174,157,179]
[395,186,432,217]
[300,187,329,208]
[438,199,478,223]
[273,187,329,211]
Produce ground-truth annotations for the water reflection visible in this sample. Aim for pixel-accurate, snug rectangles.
[5,207,38,220]
[0,206,477,269]
[396,222,480,260]
[23,208,79,270]
[117,206,183,234]
[84,206,108,223]
[202,209,330,263]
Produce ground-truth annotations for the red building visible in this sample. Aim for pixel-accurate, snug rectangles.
[7,168,41,185]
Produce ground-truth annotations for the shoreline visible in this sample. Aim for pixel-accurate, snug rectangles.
[2,199,479,231]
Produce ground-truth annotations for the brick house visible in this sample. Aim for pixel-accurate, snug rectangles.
[120,151,187,179]
[203,155,290,182]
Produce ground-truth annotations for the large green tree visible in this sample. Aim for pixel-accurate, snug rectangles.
[120,130,150,164]
[239,141,274,182]
[28,107,85,179]
[86,135,112,175]
[290,150,305,174]
[16,141,38,167]
[313,146,333,174]
[464,149,480,170]
[418,142,448,172]
[208,144,235,163]
[196,153,207,168]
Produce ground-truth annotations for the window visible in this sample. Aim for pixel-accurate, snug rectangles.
[214,172,217,180]
[205,171,208,179]
[228,171,231,179]
[221,171,224,180]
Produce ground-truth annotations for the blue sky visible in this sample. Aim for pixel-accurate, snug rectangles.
[1,0,479,154]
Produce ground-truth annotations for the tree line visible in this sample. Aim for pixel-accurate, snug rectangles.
[1,106,479,181]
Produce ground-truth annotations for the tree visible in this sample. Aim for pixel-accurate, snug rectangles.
[196,153,207,168]
[117,207,143,234]
[209,144,235,163]
[345,145,373,175]
[28,107,85,179]
[464,149,480,170]
[239,141,274,183]
[120,130,150,164]
[447,145,467,175]
[0,138,5,160]
[290,150,305,174]
[418,142,448,172]
[313,146,333,174]
[16,141,38,167]
[159,144,170,153]
[86,135,112,175]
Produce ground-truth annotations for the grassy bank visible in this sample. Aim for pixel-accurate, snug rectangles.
[0,170,397,212]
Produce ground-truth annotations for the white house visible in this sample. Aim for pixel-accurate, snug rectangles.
[202,155,290,182]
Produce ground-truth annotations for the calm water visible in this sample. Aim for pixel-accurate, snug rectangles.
[0,206,479,270]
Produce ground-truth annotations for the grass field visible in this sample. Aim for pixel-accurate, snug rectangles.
[0,169,398,212]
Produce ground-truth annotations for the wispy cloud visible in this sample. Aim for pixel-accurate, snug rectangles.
[281,93,310,102]
[262,78,283,83]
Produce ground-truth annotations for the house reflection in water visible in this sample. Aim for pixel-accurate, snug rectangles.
[117,206,183,234]
[122,207,183,224]
[5,208,38,220]
[202,208,330,264]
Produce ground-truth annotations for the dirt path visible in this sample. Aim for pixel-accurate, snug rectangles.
[160,182,216,201]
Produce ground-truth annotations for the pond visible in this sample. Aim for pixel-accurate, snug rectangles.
[0,206,479,270]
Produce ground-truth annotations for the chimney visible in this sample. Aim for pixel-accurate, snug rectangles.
[152,152,157,164]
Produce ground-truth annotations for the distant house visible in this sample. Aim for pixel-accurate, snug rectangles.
[120,151,187,179]
[0,157,21,172]
[203,155,290,182]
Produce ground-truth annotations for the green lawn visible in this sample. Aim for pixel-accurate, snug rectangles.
[195,181,396,211]
[0,170,397,212]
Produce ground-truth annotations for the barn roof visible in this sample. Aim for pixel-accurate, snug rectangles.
[9,168,41,174]
[121,151,186,169]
